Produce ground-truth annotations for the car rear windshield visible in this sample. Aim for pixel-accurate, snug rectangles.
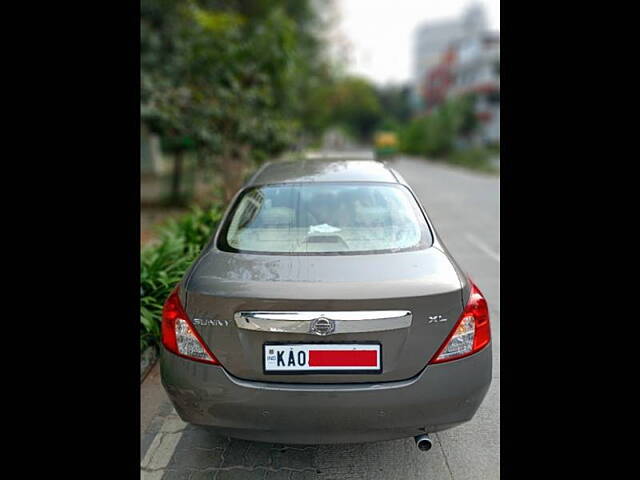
[218,182,432,255]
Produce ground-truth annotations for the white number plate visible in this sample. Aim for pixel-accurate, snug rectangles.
[264,344,381,373]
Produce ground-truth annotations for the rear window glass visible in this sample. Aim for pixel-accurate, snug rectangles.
[218,183,431,255]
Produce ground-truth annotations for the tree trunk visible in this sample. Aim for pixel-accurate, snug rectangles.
[220,146,250,203]
[170,150,184,205]
[194,151,204,204]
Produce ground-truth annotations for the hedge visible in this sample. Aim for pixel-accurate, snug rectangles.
[140,205,223,351]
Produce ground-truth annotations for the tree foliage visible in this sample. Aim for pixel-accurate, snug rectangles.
[304,75,384,143]
[399,94,478,157]
[376,84,412,126]
[141,0,329,200]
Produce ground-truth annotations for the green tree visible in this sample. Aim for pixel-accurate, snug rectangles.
[305,76,383,143]
[141,0,330,202]
[376,84,412,126]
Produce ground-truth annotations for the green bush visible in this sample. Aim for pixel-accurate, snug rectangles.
[398,94,478,159]
[140,205,223,351]
[398,116,429,155]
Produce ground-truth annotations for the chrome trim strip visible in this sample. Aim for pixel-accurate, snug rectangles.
[234,310,412,335]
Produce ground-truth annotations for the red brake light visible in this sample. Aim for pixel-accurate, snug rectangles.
[161,287,220,365]
[430,279,491,364]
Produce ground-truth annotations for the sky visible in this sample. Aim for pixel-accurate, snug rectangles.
[334,0,500,85]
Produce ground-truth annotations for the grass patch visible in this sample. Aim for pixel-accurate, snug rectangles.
[446,148,499,173]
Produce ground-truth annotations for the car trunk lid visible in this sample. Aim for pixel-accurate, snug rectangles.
[184,248,464,383]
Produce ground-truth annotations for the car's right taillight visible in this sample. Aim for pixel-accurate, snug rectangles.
[430,279,490,364]
[161,287,220,365]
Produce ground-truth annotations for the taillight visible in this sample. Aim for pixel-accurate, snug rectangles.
[161,287,220,365]
[430,279,490,364]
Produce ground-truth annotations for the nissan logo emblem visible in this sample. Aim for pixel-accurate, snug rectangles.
[310,317,335,335]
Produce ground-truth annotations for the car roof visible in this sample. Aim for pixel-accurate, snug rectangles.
[246,158,402,187]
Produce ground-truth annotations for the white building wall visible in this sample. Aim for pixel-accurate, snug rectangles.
[484,105,500,144]
[140,124,168,176]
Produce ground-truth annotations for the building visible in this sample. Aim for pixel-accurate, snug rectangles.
[422,47,457,112]
[413,4,499,146]
[412,4,487,110]
[448,31,500,145]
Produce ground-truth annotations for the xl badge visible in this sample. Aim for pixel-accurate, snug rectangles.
[309,317,335,336]
[427,315,448,324]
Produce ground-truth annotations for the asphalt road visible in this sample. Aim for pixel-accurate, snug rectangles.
[141,156,500,479]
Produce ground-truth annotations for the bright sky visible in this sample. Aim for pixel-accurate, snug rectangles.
[335,0,500,85]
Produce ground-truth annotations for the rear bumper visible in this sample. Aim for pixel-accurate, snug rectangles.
[160,343,492,444]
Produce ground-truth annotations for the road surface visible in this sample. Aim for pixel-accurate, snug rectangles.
[141,155,500,479]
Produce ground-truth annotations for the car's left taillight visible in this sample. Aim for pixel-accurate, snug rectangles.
[161,287,220,365]
[429,279,491,364]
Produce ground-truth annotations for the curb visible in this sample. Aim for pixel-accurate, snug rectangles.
[141,345,158,383]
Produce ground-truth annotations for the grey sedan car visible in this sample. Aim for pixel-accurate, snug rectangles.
[160,158,492,451]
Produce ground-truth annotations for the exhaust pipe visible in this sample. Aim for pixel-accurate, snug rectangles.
[414,434,433,452]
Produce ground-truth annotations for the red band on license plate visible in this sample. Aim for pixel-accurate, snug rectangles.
[308,349,378,367]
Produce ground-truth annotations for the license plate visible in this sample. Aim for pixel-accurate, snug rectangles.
[264,344,381,373]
